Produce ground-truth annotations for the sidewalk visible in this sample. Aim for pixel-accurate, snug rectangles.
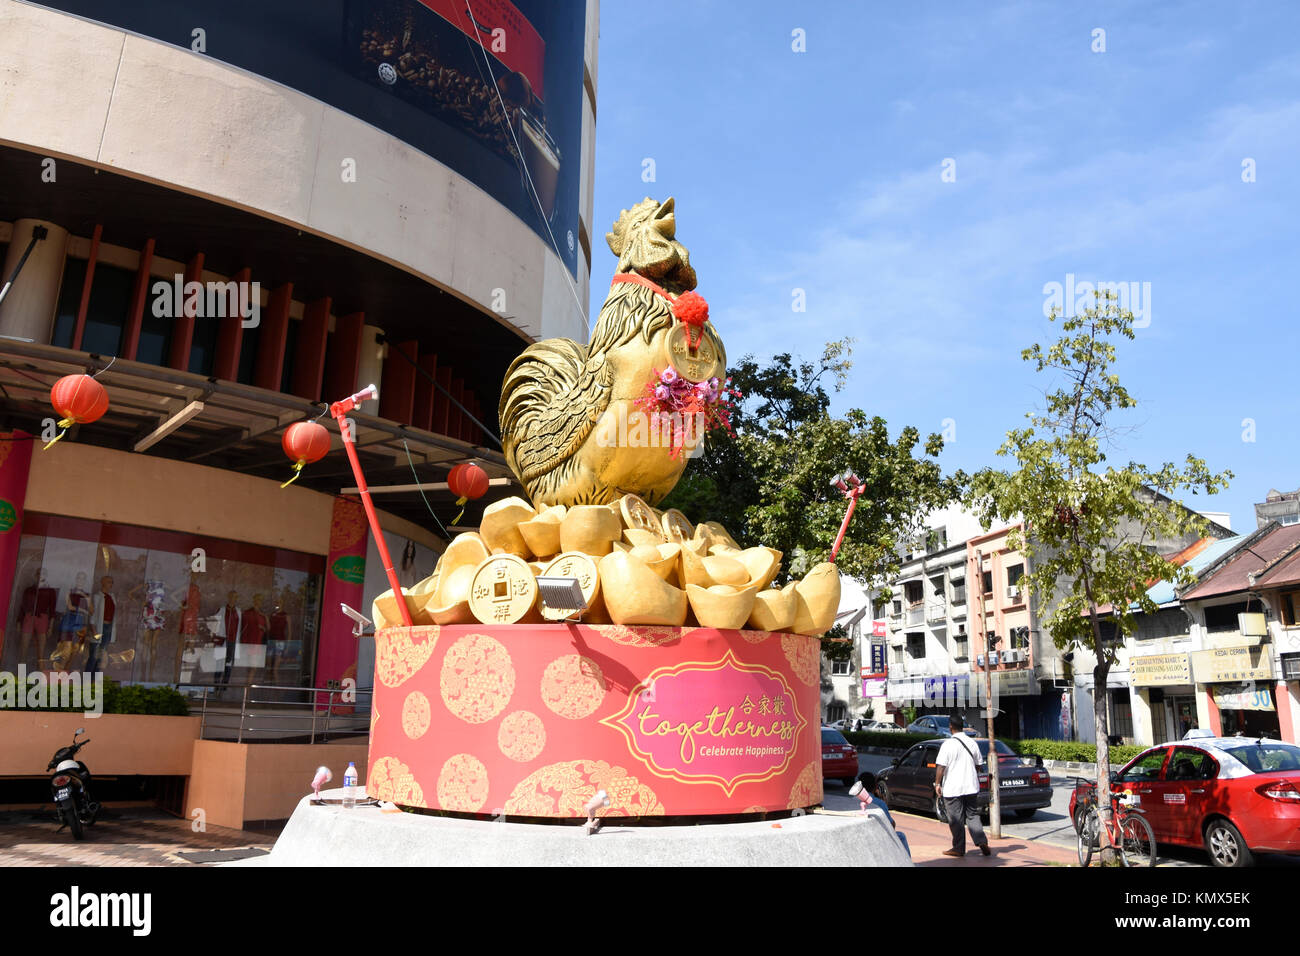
[896,812,1078,867]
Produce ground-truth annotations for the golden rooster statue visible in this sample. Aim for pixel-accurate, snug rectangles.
[500,197,726,507]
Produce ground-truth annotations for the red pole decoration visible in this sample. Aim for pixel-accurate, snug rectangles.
[44,374,109,449]
[330,385,412,627]
[829,470,865,563]
[447,461,489,525]
[279,420,332,488]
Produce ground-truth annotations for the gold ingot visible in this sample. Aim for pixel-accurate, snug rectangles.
[748,588,797,632]
[623,528,663,549]
[660,508,694,543]
[611,540,632,552]
[737,547,783,590]
[597,551,688,626]
[430,564,477,624]
[679,544,749,588]
[793,562,842,637]
[629,542,681,583]
[469,554,540,625]
[480,497,537,557]
[541,551,606,623]
[701,521,741,550]
[372,589,427,630]
[560,504,622,556]
[528,561,548,576]
[518,512,563,559]
[687,583,758,630]
[619,493,664,539]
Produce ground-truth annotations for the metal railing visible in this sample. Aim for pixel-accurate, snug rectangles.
[188,683,373,744]
[905,605,924,626]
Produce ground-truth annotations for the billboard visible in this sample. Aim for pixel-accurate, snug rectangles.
[34,0,587,276]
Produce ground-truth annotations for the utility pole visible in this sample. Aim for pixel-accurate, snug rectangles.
[974,549,1001,838]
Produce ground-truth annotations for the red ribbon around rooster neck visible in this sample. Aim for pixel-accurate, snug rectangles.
[610,273,709,348]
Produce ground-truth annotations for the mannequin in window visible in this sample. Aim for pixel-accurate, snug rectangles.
[175,570,202,683]
[240,593,269,670]
[17,567,57,668]
[268,589,291,682]
[52,572,92,672]
[86,575,116,677]
[213,590,241,688]
[131,578,167,682]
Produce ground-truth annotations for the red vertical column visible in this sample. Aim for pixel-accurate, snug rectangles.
[120,238,155,360]
[167,252,204,370]
[0,430,34,662]
[324,311,365,403]
[379,339,417,423]
[412,353,437,431]
[290,297,331,401]
[212,267,251,381]
[70,224,102,351]
[253,283,293,391]
[450,378,466,440]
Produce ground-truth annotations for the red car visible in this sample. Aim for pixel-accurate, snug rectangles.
[821,727,860,787]
[1069,737,1300,867]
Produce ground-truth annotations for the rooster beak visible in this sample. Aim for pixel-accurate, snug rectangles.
[652,197,676,238]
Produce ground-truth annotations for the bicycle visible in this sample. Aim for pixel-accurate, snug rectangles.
[1074,781,1157,867]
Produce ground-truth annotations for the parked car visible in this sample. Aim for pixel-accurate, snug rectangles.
[821,728,859,786]
[827,719,852,732]
[856,719,903,733]
[905,715,978,737]
[1069,737,1300,867]
[876,738,1052,821]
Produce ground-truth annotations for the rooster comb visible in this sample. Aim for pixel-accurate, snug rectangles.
[605,197,662,256]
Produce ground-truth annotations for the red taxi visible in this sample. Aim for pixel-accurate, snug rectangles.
[1069,737,1300,867]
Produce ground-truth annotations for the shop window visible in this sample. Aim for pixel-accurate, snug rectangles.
[2,515,323,693]
[903,581,923,606]
[79,264,135,358]
[831,659,852,676]
[51,258,88,348]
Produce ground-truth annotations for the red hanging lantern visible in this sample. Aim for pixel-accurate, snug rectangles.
[44,374,109,449]
[280,420,332,488]
[447,461,489,524]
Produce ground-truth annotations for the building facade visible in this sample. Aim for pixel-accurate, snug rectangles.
[0,0,598,695]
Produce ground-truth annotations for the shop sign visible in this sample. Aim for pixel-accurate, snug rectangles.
[1212,683,1275,712]
[0,498,15,532]
[330,554,366,584]
[872,619,887,638]
[1131,653,1191,687]
[1192,646,1272,683]
[993,668,1035,697]
[862,679,887,697]
[870,642,886,675]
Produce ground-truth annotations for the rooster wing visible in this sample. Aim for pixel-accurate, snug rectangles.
[499,338,612,494]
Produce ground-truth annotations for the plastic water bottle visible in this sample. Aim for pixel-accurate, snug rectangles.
[343,762,358,809]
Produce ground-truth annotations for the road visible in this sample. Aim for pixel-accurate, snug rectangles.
[822,753,1298,868]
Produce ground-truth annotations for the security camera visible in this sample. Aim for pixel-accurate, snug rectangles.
[340,603,372,637]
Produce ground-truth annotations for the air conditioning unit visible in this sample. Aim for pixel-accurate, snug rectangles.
[1006,585,1020,600]
[1004,649,1024,663]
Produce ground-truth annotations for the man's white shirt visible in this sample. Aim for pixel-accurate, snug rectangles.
[936,734,983,797]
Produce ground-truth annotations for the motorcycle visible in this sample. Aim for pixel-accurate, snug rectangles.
[47,727,99,840]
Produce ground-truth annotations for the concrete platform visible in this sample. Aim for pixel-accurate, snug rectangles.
[243,790,913,867]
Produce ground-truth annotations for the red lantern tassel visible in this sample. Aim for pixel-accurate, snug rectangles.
[280,458,308,489]
[451,495,468,525]
[42,417,78,450]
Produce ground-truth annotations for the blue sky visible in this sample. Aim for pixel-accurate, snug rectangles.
[587,0,1300,532]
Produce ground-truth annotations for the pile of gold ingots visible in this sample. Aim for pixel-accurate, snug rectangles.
[372,492,840,634]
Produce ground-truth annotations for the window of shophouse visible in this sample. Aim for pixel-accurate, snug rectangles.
[1006,564,1024,588]
[826,702,846,723]
[1204,601,1249,633]
[891,599,902,616]
[981,569,993,595]
[891,646,905,666]
[904,581,923,605]
[1279,592,1300,626]
[930,575,944,597]
[831,659,852,676]
[906,633,925,658]
[1009,626,1030,650]
[926,527,947,553]
[1282,654,1300,680]
[1,514,323,691]
[950,577,966,604]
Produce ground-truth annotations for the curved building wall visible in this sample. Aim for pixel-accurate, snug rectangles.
[0,0,595,344]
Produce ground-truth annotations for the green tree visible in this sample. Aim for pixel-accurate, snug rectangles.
[663,337,965,603]
[966,294,1231,861]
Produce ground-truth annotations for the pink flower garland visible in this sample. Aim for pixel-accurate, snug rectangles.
[635,367,741,458]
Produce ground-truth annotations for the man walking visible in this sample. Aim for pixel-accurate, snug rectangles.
[933,714,990,858]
